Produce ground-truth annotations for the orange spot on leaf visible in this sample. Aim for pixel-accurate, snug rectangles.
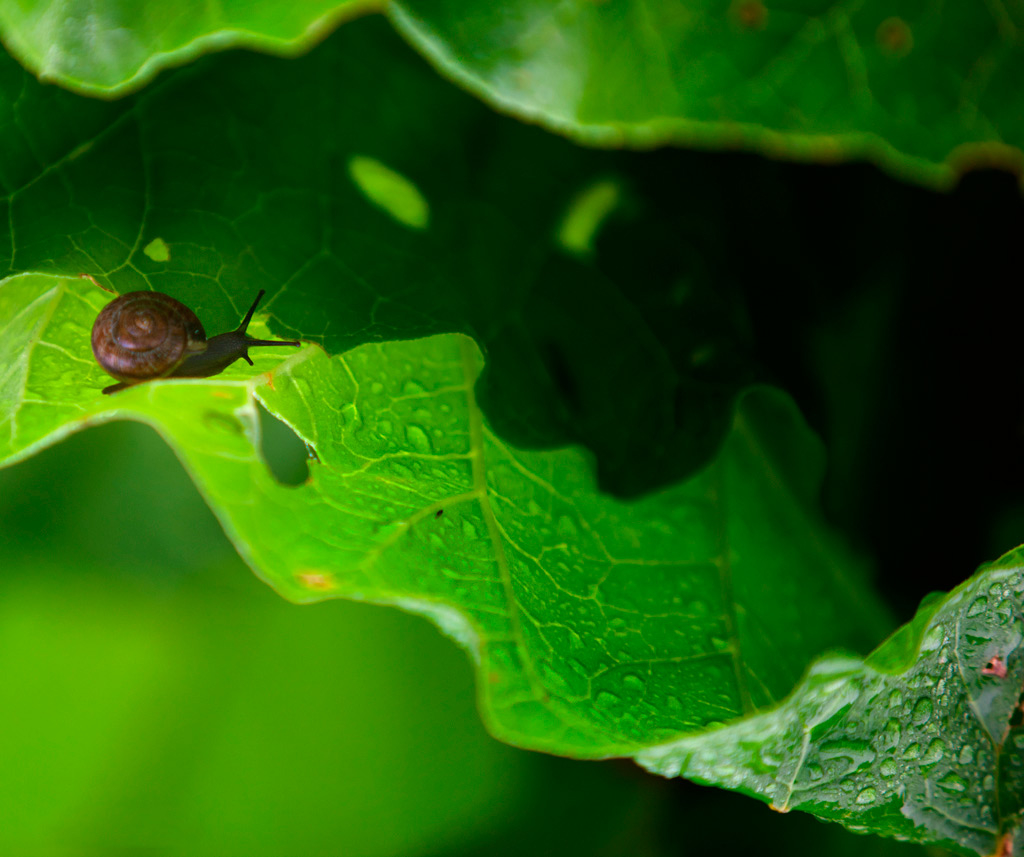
[296,571,336,591]
[264,371,276,391]
[731,0,767,30]
[876,17,913,57]
[79,272,116,294]
[211,391,232,399]
[982,655,1008,678]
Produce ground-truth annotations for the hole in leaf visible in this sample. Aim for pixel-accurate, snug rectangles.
[257,402,310,487]
[556,178,622,257]
[143,237,170,262]
[348,155,430,230]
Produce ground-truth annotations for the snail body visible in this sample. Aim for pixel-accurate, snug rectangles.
[91,289,300,394]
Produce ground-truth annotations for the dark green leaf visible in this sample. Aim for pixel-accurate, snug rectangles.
[390,0,1024,187]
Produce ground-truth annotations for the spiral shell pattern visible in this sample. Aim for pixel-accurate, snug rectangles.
[91,292,205,382]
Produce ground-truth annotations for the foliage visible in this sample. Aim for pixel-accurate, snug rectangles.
[1,2,1023,854]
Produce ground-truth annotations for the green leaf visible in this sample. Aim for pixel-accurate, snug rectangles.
[0,272,886,759]
[639,547,1024,855]
[0,15,754,495]
[0,0,378,96]
[2,1,1017,187]
[8,270,1024,850]
[389,0,1024,188]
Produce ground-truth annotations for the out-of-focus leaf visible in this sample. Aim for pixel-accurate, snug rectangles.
[0,0,378,96]
[389,0,1024,188]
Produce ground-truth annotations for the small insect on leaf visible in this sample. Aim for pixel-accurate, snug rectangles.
[982,655,1008,678]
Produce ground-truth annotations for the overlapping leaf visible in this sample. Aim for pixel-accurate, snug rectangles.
[1,1,1021,185]
[0,0,378,96]
[390,0,1024,188]
[640,548,1024,856]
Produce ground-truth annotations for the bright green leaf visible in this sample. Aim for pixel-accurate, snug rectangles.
[0,272,887,755]
[5,267,1021,852]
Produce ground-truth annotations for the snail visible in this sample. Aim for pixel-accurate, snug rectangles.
[91,289,300,394]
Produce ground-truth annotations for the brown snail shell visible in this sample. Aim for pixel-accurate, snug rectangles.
[91,291,205,382]
[91,289,301,394]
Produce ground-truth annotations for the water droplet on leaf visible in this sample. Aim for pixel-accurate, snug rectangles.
[937,773,968,793]
[405,424,433,453]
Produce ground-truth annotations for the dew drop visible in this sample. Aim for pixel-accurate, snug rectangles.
[921,738,946,765]
[556,515,579,539]
[808,763,824,781]
[902,742,921,760]
[959,745,975,765]
[622,674,646,693]
[405,424,433,453]
[879,759,898,778]
[462,519,480,540]
[921,624,945,651]
[403,379,426,395]
[967,595,989,617]
[595,691,621,711]
[937,772,967,793]
[911,698,933,725]
[371,382,385,394]
[538,661,570,695]
[983,774,995,791]
[856,787,877,805]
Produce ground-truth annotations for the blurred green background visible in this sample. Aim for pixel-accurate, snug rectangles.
[0,419,943,855]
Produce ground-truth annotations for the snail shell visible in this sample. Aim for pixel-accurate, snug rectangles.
[91,292,205,382]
